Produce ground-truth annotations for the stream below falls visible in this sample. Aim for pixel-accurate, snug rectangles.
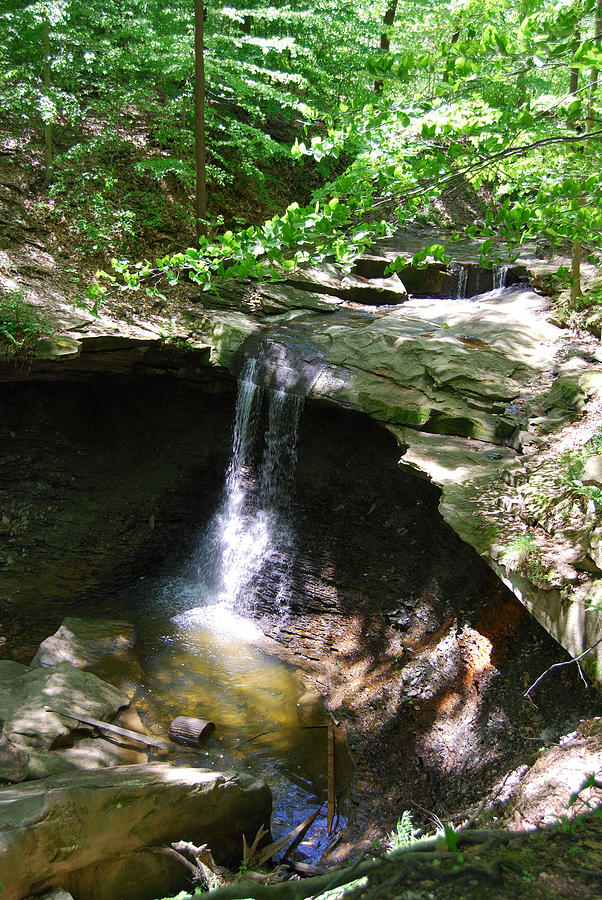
[88,575,350,862]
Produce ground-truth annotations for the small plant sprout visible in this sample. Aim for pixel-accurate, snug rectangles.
[387,810,420,851]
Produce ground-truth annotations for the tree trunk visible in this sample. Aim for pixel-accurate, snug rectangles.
[586,2,602,134]
[194,0,207,243]
[571,238,582,304]
[374,0,398,92]
[570,28,580,96]
[42,16,53,185]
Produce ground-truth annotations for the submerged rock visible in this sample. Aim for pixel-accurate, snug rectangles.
[31,617,139,669]
[0,764,271,900]
[296,690,328,726]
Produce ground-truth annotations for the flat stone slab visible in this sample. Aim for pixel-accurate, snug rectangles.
[306,289,562,442]
[0,764,271,900]
[0,661,129,750]
[31,617,139,669]
[287,263,408,304]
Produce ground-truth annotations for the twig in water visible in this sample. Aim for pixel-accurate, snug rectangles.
[234,729,275,748]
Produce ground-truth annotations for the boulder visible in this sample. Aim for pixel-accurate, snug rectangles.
[582,455,602,489]
[0,764,272,900]
[34,335,80,360]
[0,731,78,784]
[0,661,129,750]
[505,721,602,830]
[0,661,29,680]
[54,736,147,771]
[287,263,408,305]
[255,283,343,314]
[31,617,139,669]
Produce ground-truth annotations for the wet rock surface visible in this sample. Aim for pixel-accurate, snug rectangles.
[0,764,271,900]
[31,617,138,669]
[0,660,129,751]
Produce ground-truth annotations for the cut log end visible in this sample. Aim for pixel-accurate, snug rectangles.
[168,716,216,747]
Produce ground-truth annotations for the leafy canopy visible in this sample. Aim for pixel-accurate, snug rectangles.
[2,0,602,297]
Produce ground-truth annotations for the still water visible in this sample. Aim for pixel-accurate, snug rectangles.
[91,576,348,863]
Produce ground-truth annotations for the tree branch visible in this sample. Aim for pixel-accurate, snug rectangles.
[524,637,602,697]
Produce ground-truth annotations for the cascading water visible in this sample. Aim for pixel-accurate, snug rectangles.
[126,358,341,857]
[493,264,510,289]
[455,264,469,299]
[185,356,303,630]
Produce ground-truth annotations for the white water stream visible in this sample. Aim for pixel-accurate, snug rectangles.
[181,357,303,634]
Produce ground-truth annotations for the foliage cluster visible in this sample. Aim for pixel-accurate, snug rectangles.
[0,286,51,353]
[81,0,602,305]
[515,426,602,537]
[3,1,602,310]
[500,533,553,586]
[386,809,420,850]
[1,0,384,250]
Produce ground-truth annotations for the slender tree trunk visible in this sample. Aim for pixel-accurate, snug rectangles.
[374,0,398,93]
[571,238,582,304]
[572,2,602,297]
[570,29,580,95]
[586,2,602,134]
[194,0,207,243]
[42,16,53,185]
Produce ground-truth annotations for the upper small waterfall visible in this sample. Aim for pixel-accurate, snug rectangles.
[455,265,468,299]
[493,265,510,289]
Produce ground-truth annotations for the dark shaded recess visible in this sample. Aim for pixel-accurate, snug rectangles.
[0,377,236,657]
[239,399,495,627]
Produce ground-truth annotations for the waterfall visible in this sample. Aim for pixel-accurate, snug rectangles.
[191,357,303,621]
[493,265,510,289]
[455,265,468,299]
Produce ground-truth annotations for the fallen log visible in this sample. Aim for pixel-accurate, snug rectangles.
[168,716,215,747]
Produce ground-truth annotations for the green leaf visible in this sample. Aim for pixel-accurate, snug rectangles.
[444,823,458,852]
[573,41,602,69]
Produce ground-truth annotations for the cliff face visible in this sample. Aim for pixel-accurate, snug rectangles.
[5,242,600,684]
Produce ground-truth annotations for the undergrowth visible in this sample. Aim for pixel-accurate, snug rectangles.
[0,286,51,355]
[516,427,602,534]
[500,534,553,587]
[386,810,420,851]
